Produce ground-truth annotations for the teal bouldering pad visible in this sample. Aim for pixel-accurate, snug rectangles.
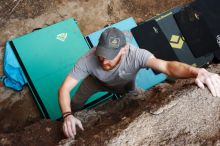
[86,17,167,90]
[11,18,112,120]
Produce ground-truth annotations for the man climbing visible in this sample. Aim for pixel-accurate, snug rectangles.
[58,27,220,138]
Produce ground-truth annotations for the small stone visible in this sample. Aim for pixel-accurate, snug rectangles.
[0,138,11,145]
[46,127,51,132]
[58,138,76,146]
[93,134,100,139]
[121,116,127,120]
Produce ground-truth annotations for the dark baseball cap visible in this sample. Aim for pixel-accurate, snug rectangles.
[95,27,126,60]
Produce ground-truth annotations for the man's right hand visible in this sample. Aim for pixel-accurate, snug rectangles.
[63,115,84,138]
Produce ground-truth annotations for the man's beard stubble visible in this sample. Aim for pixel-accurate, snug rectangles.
[100,55,122,71]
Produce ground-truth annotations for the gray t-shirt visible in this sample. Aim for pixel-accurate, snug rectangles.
[69,43,153,89]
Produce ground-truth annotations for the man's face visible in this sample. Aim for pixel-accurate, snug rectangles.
[97,52,122,71]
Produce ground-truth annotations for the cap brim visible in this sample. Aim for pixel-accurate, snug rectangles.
[95,46,120,60]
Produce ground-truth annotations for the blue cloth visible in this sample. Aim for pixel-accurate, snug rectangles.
[1,41,27,91]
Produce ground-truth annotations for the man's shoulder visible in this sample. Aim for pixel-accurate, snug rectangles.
[129,43,147,51]
[83,48,96,58]
[127,43,143,55]
[128,43,151,54]
[78,48,96,62]
[77,48,98,66]
[126,43,153,61]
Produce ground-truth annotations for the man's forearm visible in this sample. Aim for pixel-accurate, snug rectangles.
[58,76,79,115]
[58,89,72,113]
[166,61,200,78]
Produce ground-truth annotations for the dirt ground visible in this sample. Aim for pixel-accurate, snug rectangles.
[2,0,220,146]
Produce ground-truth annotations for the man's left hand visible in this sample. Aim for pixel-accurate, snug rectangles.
[195,68,220,97]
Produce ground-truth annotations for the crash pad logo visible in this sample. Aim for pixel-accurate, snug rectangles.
[217,35,220,47]
[56,33,68,42]
[169,35,184,49]
[153,27,159,33]
[109,37,120,49]
[194,13,200,20]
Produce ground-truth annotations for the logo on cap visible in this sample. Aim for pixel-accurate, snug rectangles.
[109,37,120,49]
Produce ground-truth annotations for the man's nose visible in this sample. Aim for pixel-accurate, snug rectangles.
[102,59,110,65]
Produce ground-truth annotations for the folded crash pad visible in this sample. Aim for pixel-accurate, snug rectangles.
[154,7,213,67]
[11,18,113,120]
[131,19,178,62]
[188,0,220,61]
[174,6,219,58]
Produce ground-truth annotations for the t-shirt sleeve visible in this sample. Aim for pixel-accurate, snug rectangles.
[68,56,90,81]
[135,48,153,68]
